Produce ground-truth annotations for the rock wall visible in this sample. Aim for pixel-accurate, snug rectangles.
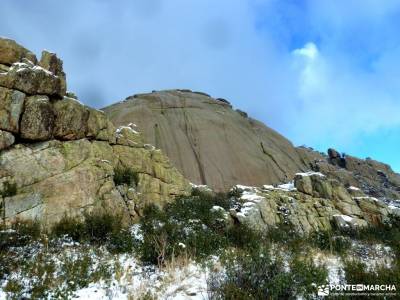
[0,38,190,226]
[231,172,397,234]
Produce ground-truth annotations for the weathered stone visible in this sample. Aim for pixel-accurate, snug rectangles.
[0,130,15,150]
[87,108,116,143]
[332,215,368,230]
[0,86,25,133]
[39,50,67,95]
[20,95,54,140]
[0,37,37,65]
[115,124,144,147]
[53,97,89,140]
[0,62,65,97]
[1,139,190,225]
[294,174,313,195]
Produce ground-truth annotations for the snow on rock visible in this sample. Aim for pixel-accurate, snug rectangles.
[333,214,355,228]
[348,186,360,191]
[262,181,297,192]
[210,206,225,212]
[295,171,325,177]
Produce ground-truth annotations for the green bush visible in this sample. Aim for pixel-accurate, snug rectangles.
[113,166,139,186]
[107,229,135,254]
[208,247,328,299]
[84,212,123,243]
[191,188,232,210]
[344,259,400,288]
[51,215,86,241]
[309,231,352,255]
[138,193,231,265]
[225,223,264,251]
[51,212,133,253]
[0,220,41,252]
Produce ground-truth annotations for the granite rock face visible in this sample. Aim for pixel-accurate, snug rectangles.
[0,37,37,65]
[103,90,308,191]
[230,172,392,234]
[0,38,190,226]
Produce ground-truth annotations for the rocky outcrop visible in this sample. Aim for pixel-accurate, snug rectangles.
[103,90,308,191]
[0,37,37,65]
[297,146,400,201]
[0,137,189,227]
[230,172,394,234]
[0,38,190,226]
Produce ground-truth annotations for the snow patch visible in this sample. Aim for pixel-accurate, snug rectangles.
[295,171,325,177]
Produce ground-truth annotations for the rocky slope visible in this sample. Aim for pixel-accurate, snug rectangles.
[230,172,398,234]
[0,37,190,226]
[104,90,308,191]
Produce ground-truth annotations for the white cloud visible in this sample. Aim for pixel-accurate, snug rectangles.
[293,42,318,60]
[1,0,400,168]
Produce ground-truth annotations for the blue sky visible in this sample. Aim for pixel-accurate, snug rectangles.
[1,0,399,172]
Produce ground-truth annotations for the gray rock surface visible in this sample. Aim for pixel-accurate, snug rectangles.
[103,90,308,191]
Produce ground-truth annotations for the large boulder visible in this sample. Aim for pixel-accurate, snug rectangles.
[0,61,65,97]
[39,50,67,95]
[20,95,54,140]
[53,97,89,140]
[0,37,37,65]
[0,86,25,133]
[86,108,116,143]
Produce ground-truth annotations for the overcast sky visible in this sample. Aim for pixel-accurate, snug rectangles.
[1,0,399,172]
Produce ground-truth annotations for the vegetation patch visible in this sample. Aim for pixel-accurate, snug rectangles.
[207,247,328,299]
[0,181,17,198]
[113,166,139,186]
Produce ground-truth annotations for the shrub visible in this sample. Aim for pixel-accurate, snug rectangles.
[344,259,400,288]
[191,188,232,210]
[309,231,352,255]
[51,212,131,251]
[138,196,230,265]
[0,220,41,251]
[107,229,135,254]
[83,212,123,243]
[51,215,86,241]
[113,166,139,186]
[208,247,328,299]
[0,181,17,198]
[225,223,264,251]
